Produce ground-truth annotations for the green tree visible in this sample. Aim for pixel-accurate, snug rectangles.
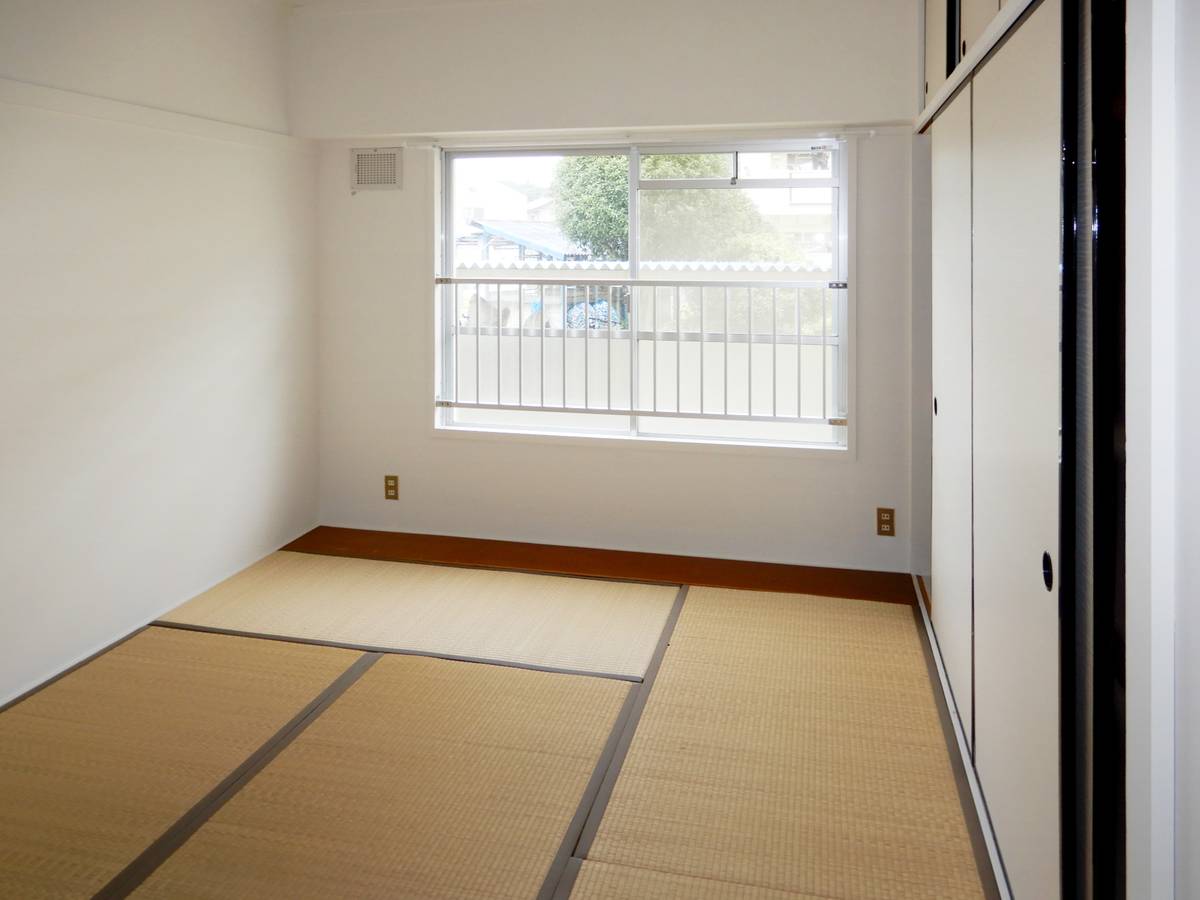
[551,155,629,260]
[553,153,791,262]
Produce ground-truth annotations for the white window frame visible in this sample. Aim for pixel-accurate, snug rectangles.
[434,139,854,452]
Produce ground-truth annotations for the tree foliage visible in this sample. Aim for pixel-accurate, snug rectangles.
[553,153,791,262]
[552,155,629,260]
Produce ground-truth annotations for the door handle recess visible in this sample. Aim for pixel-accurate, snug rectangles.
[1042,551,1054,591]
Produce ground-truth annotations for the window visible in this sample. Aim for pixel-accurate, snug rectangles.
[436,143,850,449]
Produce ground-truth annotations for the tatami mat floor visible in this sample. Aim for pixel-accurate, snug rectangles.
[0,551,991,900]
[568,860,828,899]
[0,629,358,898]
[577,587,986,900]
[135,654,630,900]
[160,551,677,679]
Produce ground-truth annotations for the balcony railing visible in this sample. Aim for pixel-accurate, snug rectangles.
[435,276,848,426]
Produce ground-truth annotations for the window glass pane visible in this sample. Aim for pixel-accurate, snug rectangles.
[639,153,734,180]
[736,149,835,180]
[638,187,834,275]
[450,153,628,272]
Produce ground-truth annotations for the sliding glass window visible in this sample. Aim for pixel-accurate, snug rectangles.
[436,143,850,448]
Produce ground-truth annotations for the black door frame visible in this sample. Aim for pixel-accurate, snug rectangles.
[1059,0,1126,897]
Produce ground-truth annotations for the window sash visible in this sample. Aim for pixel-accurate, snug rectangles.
[437,141,851,447]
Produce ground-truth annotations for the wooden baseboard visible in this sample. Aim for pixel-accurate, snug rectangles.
[916,574,933,615]
[283,527,916,606]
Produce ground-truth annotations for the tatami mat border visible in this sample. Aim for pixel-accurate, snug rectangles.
[535,684,641,900]
[151,621,645,683]
[535,586,690,900]
[93,651,383,899]
[552,857,584,900]
[0,626,151,715]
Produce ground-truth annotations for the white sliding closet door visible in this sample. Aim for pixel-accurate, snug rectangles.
[971,0,1062,896]
[961,0,998,56]
[930,85,975,742]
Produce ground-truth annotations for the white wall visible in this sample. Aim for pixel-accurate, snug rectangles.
[317,133,915,572]
[1125,0,1178,895]
[0,2,318,703]
[288,0,919,138]
[1175,0,1199,892]
[0,0,291,133]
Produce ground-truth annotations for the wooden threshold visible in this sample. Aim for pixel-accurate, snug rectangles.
[283,527,915,606]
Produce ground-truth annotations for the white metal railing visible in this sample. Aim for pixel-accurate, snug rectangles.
[435,276,848,426]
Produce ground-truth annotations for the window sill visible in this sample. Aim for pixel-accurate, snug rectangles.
[431,419,853,461]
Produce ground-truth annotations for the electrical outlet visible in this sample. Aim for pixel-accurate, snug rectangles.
[876,507,895,537]
[384,475,399,500]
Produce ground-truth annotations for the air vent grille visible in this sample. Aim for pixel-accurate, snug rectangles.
[351,148,402,190]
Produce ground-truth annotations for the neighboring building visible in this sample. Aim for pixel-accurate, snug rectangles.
[465,219,588,263]
[526,197,556,222]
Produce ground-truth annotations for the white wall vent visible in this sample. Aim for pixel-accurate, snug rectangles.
[350,147,402,191]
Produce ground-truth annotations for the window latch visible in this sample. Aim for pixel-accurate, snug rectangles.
[828,281,848,289]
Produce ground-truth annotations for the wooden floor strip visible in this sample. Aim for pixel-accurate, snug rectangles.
[284,526,915,605]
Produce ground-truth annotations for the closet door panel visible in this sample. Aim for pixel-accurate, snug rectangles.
[971,0,1062,896]
[962,0,997,55]
[930,84,975,741]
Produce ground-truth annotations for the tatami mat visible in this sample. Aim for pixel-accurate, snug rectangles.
[570,860,829,899]
[584,587,985,900]
[161,551,677,678]
[134,653,631,900]
[0,628,357,899]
